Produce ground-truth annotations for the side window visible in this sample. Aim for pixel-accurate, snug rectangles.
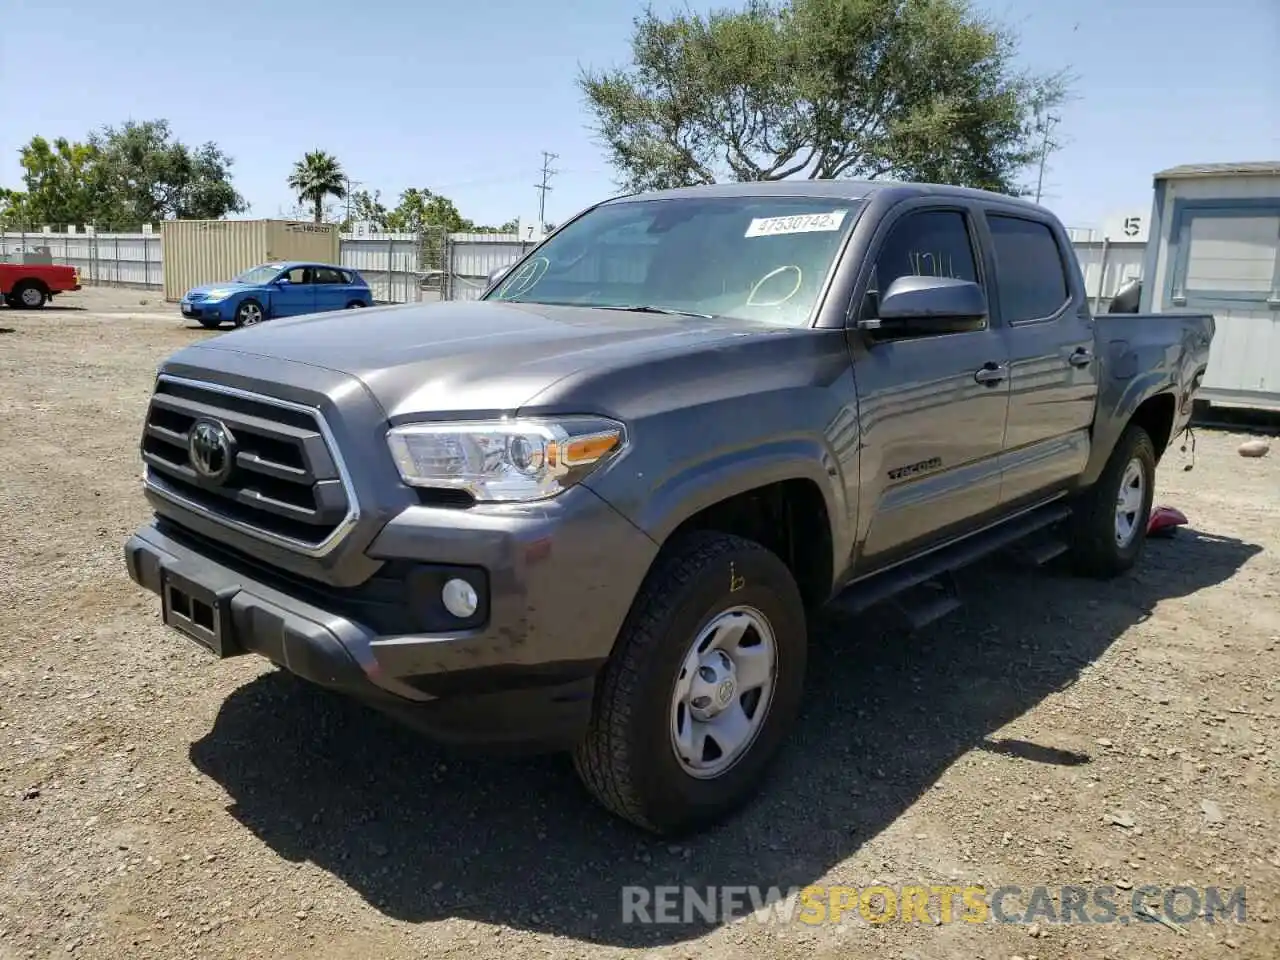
[314,267,345,284]
[987,215,1070,322]
[860,209,982,333]
[282,266,310,284]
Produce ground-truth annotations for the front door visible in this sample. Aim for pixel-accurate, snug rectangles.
[983,210,1099,506]
[849,205,1011,567]
[272,266,317,316]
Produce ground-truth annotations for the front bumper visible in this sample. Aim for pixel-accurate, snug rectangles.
[124,485,659,753]
[179,300,232,322]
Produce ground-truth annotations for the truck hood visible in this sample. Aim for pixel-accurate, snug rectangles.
[176,299,783,418]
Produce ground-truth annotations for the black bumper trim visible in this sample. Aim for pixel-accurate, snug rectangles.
[124,523,596,753]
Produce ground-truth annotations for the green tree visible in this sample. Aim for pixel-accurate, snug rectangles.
[579,0,1070,195]
[7,136,108,227]
[91,120,247,224]
[0,121,246,228]
[340,188,390,230]
[288,151,347,223]
[385,187,471,232]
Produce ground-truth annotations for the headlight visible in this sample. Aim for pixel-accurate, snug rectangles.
[386,417,626,502]
[203,289,233,301]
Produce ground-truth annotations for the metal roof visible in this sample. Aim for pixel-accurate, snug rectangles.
[1154,161,1280,180]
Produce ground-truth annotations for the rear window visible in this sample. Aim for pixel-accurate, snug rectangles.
[987,215,1070,322]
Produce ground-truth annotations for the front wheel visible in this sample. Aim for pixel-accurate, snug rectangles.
[233,299,265,327]
[573,531,807,836]
[1066,423,1156,578]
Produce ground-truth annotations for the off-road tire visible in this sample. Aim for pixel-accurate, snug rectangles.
[572,531,807,836]
[1066,424,1156,578]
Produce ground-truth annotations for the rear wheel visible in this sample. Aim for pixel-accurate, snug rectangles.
[10,282,47,309]
[572,531,807,835]
[1066,424,1156,578]
[233,299,264,327]
[345,300,366,309]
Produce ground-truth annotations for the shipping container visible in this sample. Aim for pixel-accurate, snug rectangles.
[161,219,341,301]
[1140,162,1280,411]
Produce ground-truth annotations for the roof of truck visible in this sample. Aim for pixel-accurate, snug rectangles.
[603,178,1052,212]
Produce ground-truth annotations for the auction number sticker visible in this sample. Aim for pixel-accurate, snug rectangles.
[745,210,848,238]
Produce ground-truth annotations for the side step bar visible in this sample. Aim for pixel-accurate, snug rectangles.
[829,501,1074,623]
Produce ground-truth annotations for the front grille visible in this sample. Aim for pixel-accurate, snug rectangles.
[141,376,355,553]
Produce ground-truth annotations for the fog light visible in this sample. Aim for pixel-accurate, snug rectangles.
[441,578,479,618]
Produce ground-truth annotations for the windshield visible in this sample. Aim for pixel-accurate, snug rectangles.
[483,196,864,326]
[234,264,284,285]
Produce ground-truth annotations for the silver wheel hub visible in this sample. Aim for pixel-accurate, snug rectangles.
[670,605,777,779]
[241,304,262,325]
[21,288,41,305]
[1114,457,1145,546]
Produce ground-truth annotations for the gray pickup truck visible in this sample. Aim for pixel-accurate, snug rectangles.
[124,180,1214,836]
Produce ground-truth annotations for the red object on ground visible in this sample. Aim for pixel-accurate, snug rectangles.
[1148,505,1188,538]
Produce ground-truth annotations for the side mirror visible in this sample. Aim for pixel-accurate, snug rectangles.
[860,275,987,333]
[486,263,514,287]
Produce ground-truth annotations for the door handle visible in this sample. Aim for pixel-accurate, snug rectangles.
[1068,348,1093,367]
[973,362,1007,385]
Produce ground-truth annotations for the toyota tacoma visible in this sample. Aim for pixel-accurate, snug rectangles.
[124,181,1214,835]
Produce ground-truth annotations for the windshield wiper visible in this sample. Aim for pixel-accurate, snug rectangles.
[599,304,715,320]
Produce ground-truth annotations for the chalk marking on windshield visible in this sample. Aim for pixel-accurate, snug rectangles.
[744,210,847,238]
[497,257,549,299]
[746,265,803,307]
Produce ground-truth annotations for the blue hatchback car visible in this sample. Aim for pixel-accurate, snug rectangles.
[179,261,373,329]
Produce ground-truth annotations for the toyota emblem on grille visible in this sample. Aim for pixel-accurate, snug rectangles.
[189,419,235,484]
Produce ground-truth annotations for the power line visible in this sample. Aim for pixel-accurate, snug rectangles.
[534,151,558,233]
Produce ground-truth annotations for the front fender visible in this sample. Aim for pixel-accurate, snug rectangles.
[586,436,850,580]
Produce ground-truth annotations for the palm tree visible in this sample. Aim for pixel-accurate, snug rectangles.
[287,151,346,223]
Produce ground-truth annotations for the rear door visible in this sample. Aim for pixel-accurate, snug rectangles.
[848,203,1012,566]
[312,266,349,311]
[982,211,1099,506]
[272,266,317,316]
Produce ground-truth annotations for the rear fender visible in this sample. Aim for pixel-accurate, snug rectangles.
[1080,339,1175,486]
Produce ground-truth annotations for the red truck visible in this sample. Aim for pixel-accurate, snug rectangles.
[0,257,81,309]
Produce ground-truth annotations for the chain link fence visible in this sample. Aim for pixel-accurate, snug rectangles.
[1,223,538,303]
[1,226,163,287]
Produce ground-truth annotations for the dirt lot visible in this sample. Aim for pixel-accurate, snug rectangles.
[1,287,1277,960]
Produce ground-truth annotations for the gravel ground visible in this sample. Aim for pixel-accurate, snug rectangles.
[1,287,1277,960]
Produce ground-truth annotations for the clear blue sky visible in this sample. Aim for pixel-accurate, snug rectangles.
[2,0,1277,231]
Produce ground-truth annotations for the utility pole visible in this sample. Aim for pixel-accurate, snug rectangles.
[534,152,558,234]
[1034,113,1060,205]
[344,176,363,226]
